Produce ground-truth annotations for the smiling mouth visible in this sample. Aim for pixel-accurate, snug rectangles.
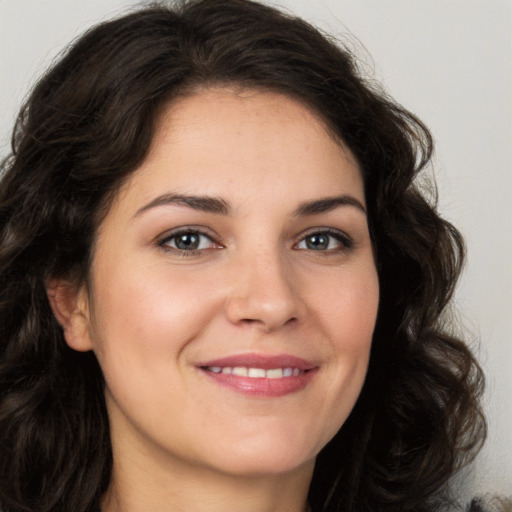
[203,366,304,378]
[197,354,317,397]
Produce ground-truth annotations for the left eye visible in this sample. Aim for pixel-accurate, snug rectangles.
[160,230,215,251]
[296,231,351,251]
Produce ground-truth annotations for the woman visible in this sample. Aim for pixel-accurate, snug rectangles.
[0,0,486,511]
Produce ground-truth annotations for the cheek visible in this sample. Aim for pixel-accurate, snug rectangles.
[312,262,379,345]
[88,261,222,369]
[86,262,225,429]
[308,262,378,405]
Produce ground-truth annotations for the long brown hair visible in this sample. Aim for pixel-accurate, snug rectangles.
[0,1,485,511]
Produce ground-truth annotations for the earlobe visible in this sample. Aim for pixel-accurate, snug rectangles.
[46,279,93,352]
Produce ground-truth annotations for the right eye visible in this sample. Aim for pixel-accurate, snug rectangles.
[158,229,218,253]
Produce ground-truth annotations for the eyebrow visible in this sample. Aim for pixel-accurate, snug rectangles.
[133,194,231,219]
[133,193,366,219]
[293,195,367,216]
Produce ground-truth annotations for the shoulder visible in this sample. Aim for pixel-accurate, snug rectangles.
[466,495,512,512]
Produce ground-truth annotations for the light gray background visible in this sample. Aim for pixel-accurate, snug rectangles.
[1,0,511,502]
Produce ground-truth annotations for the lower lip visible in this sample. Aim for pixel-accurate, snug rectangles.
[199,368,317,397]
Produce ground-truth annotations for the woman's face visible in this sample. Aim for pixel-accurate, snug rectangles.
[73,88,379,478]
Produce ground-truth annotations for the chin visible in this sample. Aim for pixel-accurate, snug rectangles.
[211,452,316,479]
[197,435,320,479]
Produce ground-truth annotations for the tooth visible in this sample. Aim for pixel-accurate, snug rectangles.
[211,366,302,378]
[248,368,266,378]
[232,367,248,377]
[266,368,284,379]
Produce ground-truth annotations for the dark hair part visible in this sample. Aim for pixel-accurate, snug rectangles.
[0,1,485,511]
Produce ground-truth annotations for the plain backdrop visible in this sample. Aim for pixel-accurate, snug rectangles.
[1,0,511,502]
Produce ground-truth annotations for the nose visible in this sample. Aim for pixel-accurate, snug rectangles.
[225,251,305,332]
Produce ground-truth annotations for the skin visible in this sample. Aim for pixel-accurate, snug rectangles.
[55,88,380,512]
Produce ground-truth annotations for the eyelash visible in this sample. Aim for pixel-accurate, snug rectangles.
[158,227,220,257]
[296,228,354,253]
[157,227,354,256]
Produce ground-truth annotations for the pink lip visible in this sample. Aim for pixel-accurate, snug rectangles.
[196,353,318,398]
[197,353,316,370]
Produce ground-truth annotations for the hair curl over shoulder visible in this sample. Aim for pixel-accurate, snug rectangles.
[0,1,485,511]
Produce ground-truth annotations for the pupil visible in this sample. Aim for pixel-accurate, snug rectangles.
[176,233,199,250]
[307,234,328,250]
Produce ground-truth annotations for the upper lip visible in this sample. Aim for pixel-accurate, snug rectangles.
[196,353,317,371]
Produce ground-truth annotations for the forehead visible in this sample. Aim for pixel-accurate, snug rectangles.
[155,86,348,156]
[111,87,364,215]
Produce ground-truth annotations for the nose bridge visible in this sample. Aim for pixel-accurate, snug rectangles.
[225,243,302,331]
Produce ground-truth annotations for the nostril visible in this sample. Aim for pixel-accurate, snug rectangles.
[237,315,298,331]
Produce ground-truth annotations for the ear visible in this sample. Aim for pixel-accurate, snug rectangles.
[46,279,93,352]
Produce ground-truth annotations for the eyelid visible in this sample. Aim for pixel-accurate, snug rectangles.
[155,225,354,255]
[157,226,223,252]
[294,227,354,251]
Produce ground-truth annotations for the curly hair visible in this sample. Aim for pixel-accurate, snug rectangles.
[0,0,485,511]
